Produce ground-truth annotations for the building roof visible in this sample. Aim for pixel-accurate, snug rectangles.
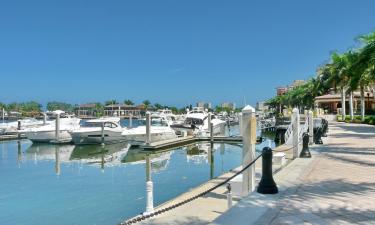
[77,103,97,108]
[315,92,374,103]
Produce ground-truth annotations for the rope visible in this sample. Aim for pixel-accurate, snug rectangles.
[119,153,263,225]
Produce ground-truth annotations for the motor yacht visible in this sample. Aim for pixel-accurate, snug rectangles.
[71,117,125,145]
[122,116,177,145]
[22,116,80,143]
[170,107,226,137]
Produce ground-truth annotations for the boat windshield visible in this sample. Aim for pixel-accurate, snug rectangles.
[82,121,118,128]
[185,118,204,125]
[138,118,168,127]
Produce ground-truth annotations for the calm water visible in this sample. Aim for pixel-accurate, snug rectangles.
[0,128,275,225]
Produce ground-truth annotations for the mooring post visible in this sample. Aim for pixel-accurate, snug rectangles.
[17,120,21,139]
[209,143,214,179]
[226,183,233,208]
[2,108,5,123]
[145,112,151,145]
[145,154,154,214]
[292,108,300,159]
[43,112,47,125]
[210,122,214,143]
[300,132,311,158]
[17,140,22,167]
[55,145,61,176]
[238,113,243,136]
[129,113,133,128]
[101,122,105,146]
[207,112,212,135]
[257,147,278,194]
[55,114,60,142]
[241,105,256,196]
[308,110,314,145]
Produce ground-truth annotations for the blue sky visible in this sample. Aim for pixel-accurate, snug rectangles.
[1,0,375,108]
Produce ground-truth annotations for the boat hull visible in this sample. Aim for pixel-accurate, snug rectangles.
[72,130,126,145]
[25,130,73,143]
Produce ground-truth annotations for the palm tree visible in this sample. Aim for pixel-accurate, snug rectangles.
[350,32,375,120]
[142,100,151,107]
[124,99,134,105]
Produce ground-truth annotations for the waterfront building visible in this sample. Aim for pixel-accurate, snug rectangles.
[220,102,236,110]
[196,102,212,110]
[315,91,375,114]
[276,87,288,96]
[75,104,100,119]
[256,101,269,112]
[103,104,155,118]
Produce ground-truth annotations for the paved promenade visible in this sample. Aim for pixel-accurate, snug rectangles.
[213,121,375,225]
[137,121,375,225]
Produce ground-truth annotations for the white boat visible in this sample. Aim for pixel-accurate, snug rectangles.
[22,117,81,143]
[71,117,125,145]
[170,107,226,137]
[122,115,177,145]
[0,118,49,135]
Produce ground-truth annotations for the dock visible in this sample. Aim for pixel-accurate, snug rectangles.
[0,134,25,141]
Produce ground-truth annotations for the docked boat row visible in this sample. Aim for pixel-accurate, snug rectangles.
[11,107,228,145]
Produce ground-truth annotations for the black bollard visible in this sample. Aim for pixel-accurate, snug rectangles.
[257,147,278,194]
[300,132,311,158]
[322,119,328,137]
[314,127,323,145]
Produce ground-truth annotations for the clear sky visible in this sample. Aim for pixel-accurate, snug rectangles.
[1,0,375,107]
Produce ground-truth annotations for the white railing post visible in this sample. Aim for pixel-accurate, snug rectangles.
[292,108,300,159]
[145,155,154,214]
[241,105,256,196]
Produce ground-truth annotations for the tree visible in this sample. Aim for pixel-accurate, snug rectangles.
[124,99,134,105]
[105,100,118,106]
[154,103,163,109]
[47,101,74,112]
[142,100,151,106]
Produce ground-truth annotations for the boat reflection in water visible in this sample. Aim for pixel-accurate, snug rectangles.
[24,142,131,174]
[71,142,130,169]
[122,147,173,173]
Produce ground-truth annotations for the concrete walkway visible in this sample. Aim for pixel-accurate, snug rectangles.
[213,121,375,225]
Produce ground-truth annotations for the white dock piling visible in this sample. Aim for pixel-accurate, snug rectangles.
[2,108,4,123]
[145,155,154,214]
[238,113,243,136]
[43,113,47,125]
[17,120,21,138]
[101,122,105,146]
[55,114,60,142]
[145,112,151,145]
[241,105,256,196]
[292,108,300,158]
[129,113,133,128]
[308,110,314,145]
[207,112,212,135]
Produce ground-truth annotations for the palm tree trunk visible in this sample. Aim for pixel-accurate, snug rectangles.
[349,91,354,121]
[341,87,346,120]
[360,86,365,121]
